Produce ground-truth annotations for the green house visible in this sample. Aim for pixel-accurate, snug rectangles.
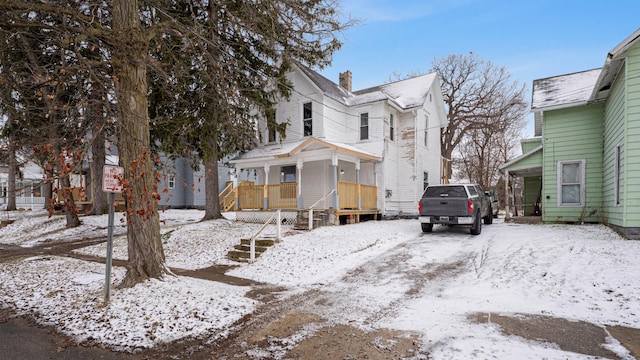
[500,28,640,239]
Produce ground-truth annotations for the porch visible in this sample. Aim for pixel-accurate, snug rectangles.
[219,180,379,225]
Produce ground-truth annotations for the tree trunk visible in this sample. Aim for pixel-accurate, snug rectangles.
[202,150,222,221]
[60,174,81,228]
[6,141,17,211]
[112,0,167,287]
[88,82,107,215]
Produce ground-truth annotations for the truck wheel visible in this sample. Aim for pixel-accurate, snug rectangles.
[484,208,493,224]
[421,223,433,233]
[470,212,482,235]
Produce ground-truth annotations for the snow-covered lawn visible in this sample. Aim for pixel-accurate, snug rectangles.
[1,209,639,358]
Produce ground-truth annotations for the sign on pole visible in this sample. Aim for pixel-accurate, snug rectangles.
[102,165,124,193]
[102,165,123,304]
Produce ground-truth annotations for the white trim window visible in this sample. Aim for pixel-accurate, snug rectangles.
[424,115,429,147]
[168,175,176,190]
[389,114,394,141]
[360,113,369,140]
[303,102,313,137]
[557,160,585,206]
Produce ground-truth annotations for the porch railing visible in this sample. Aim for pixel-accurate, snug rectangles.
[360,184,377,209]
[237,184,263,209]
[219,182,236,212]
[267,183,297,209]
[338,181,377,209]
[232,181,377,211]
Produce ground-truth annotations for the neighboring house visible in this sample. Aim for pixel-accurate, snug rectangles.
[500,29,640,238]
[228,63,448,222]
[156,155,231,209]
[0,157,45,210]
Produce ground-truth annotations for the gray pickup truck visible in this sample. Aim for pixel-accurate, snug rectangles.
[418,183,493,235]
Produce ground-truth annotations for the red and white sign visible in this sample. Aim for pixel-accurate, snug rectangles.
[102,165,124,193]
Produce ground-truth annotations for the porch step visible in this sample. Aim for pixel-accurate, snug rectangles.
[227,237,278,263]
[294,209,332,230]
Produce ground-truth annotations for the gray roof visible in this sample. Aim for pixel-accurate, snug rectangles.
[531,69,601,111]
[531,28,640,112]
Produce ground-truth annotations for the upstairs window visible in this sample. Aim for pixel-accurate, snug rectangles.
[267,109,277,143]
[360,113,369,140]
[390,114,395,141]
[303,102,313,136]
[557,160,585,206]
[424,115,429,147]
[168,175,175,189]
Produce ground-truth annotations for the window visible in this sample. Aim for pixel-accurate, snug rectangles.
[303,102,312,136]
[423,172,428,190]
[424,115,429,147]
[268,127,276,143]
[281,165,296,183]
[615,144,622,206]
[389,114,394,141]
[168,175,175,189]
[557,160,585,206]
[360,113,369,140]
[267,109,277,143]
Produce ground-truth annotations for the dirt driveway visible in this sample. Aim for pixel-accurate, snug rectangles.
[1,232,639,359]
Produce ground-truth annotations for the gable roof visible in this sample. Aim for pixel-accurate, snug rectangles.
[531,69,601,112]
[531,28,640,112]
[590,28,640,102]
[229,137,381,165]
[294,63,438,111]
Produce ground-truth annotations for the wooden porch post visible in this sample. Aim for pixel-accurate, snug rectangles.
[231,168,239,210]
[263,164,270,210]
[356,159,361,209]
[505,170,511,220]
[296,159,304,208]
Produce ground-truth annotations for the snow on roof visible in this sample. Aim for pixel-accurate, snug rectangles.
[353,73,437,109]
[531,69,601,111]
[230,137,380,163]
[295,63,436,110]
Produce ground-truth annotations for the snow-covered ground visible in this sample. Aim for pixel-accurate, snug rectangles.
[1,209,639,358]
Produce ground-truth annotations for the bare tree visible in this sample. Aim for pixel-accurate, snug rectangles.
[430,53,528,184]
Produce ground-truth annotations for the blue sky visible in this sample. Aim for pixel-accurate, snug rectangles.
[319,0,639,135]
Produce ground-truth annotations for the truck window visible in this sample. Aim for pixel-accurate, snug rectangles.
[424,186,467,198]
[468,186,478,196]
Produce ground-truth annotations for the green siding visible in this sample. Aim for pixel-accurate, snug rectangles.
[523,176,542,216]
[503,148,542,172]
[542,104,603,223]
[602,61,626,226]
[623,43,640,228]
[521,138,542,154]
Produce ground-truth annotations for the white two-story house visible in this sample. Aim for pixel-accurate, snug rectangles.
[228,63,447,223]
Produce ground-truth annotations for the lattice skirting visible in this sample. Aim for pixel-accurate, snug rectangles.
[235,210,298,225]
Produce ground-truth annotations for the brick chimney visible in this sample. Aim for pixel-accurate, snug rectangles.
[339,70,352,92]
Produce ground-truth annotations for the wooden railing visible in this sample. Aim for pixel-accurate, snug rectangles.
[360,184,377,209]
[267,183,297,209]
[237,184,263,209]
[338,181,377,209]
[338,181,358,209]
[219,182,236,212]
[231,181,376,211]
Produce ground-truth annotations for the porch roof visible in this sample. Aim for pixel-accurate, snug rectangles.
[499,145,543,177]
[229,137,381,166]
